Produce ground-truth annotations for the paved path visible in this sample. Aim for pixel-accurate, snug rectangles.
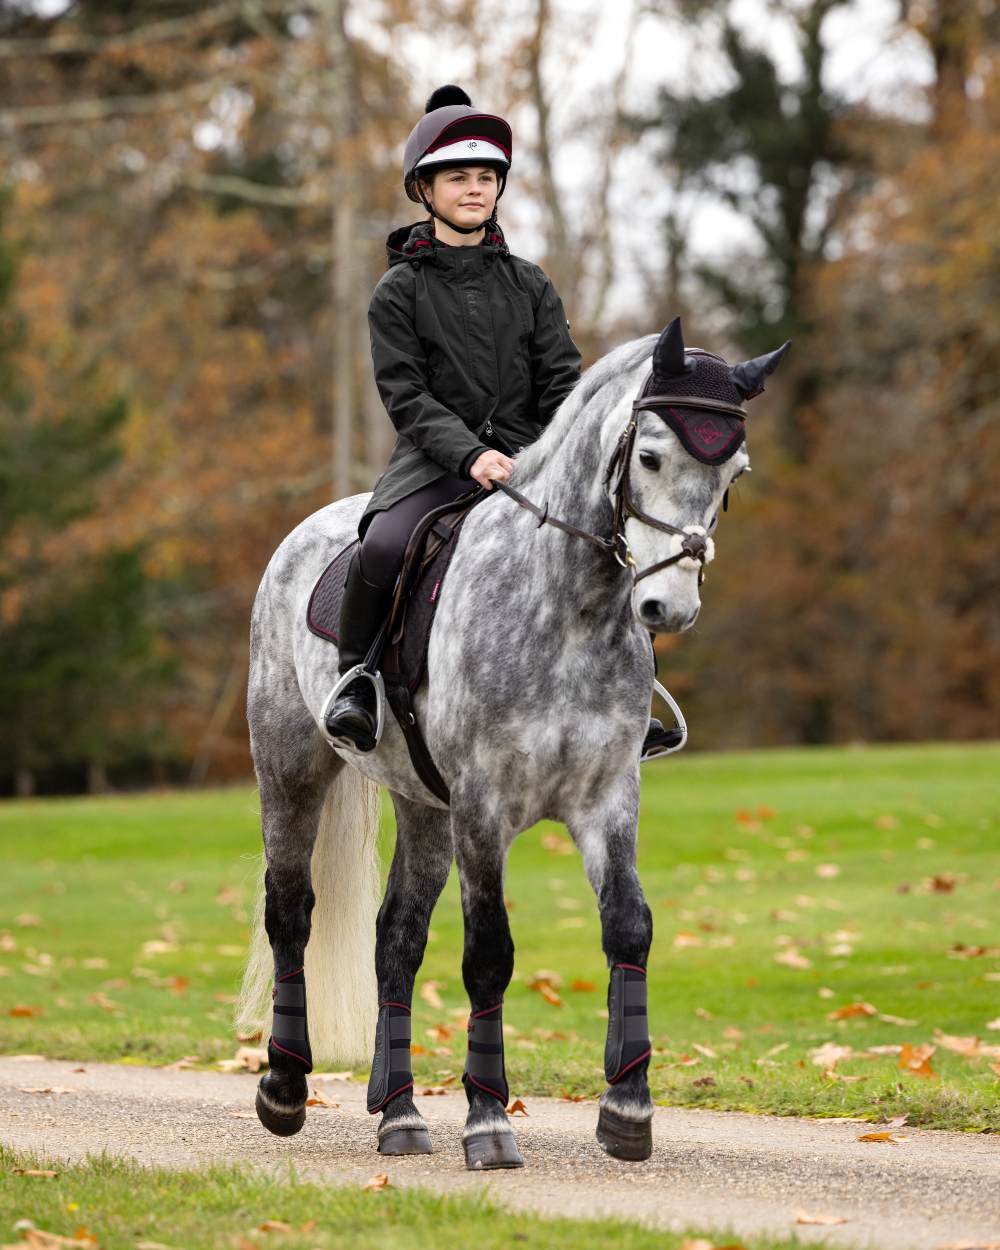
[1,1056,998,1249]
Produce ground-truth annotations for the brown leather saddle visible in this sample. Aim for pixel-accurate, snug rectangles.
[307,486,488,804]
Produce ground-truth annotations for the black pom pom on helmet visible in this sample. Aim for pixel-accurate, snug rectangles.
[425,85,472,113]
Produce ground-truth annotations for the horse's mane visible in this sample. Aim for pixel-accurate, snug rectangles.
[512,334,657,485]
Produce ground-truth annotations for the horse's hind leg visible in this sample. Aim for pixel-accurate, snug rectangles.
[252,729,335,1137]
[568,770,654,1162]
[367,791,452,1155]
[451,783,523,1171]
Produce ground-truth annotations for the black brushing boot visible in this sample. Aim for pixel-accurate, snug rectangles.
[324,551,393,751]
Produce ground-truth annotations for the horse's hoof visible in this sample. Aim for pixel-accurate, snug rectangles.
[596,1105,652,1161]
[255,1089,306,1137]
[463,1132,524,1170]
[378,1126,433,1156]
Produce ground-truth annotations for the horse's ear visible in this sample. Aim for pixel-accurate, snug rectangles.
[653,316,690,377]
[729,340,792,401]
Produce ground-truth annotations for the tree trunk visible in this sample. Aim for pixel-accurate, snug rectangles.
[323,0,357,501]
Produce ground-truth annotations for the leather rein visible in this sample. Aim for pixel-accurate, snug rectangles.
[494,365,747,587]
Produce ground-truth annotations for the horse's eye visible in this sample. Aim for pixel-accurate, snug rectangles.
[638,452,660,471]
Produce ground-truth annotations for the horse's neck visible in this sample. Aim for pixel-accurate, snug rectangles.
[503,402,632,618]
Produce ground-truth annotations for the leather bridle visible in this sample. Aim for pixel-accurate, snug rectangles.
[494,353,747,587]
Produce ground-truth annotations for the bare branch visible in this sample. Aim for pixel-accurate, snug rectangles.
[0,0,313,59]
[0,77,231,128]
[582,0,641,333]
[179,170,325,206]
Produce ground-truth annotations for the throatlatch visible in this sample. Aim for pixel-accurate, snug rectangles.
[269,966,312,1072]
[367,1001,415,1114]
[462,1003,509,1106]
[604,964,651,1084]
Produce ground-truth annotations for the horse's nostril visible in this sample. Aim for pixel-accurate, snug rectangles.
[641,599,666,621]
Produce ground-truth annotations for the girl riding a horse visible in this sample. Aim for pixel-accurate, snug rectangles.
[323,84,669,758]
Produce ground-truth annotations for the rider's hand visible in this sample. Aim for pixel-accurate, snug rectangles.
[470,449,515,490]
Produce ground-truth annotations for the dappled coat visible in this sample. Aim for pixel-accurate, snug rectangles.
[357,218,582,538]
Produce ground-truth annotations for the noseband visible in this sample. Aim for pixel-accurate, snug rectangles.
[495,355,747,587]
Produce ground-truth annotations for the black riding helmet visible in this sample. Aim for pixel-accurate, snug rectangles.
[402,85,512,236]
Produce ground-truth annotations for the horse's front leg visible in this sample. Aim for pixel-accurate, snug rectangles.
[568,769,654,1161]
[451,785,523,1171]
[368,791,453,1156]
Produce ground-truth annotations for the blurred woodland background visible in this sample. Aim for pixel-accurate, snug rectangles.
[0,0,996,796]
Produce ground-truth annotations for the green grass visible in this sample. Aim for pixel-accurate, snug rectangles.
[1,742,999,1130]
[0,1143,835,1250]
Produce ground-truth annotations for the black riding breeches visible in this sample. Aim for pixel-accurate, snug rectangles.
[358,472,474,591]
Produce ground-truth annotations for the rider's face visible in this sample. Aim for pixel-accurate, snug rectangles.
[421,166,498,225]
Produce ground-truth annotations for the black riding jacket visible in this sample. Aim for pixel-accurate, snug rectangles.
[358,218,582,536]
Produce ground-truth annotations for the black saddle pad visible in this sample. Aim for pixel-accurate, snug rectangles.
[306,540,358,644]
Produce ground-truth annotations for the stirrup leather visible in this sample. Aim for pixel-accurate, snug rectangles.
[640,680,688,763]
[320,665,387,752]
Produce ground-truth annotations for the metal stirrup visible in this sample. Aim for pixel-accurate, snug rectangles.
[320,665,387,752]
[640,680,688,763]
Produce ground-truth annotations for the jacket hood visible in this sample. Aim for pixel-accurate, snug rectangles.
[385,218,511,269]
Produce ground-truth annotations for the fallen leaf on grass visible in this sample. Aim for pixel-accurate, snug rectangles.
[255,1220,292,1233]
[541,833,573,856]
[410,1044,428,1055]
[774,947,811,969]
[166,975,188,995]
[8,1005,43,1018]
[87,991,119,1013]
[692,1076,717,1087]
[949,943,1000,960]
[796,1212,848,1225]
[878,1013,918,1026]
[363,1173,391,1190]
[10,1168,59,1177]
[236,1028,262,1044]
[570,979,595,992]
[11,1228,98,1248]
[674,930,703,948]
[420,980,444,1010]
[828,1002,877,1020]
[858,1131,908,1143]
[527,973,563,1006]
[691,1042,718,1059]
[933,1030,998,1058]
[506,1099,529,1116]
[809,1042,855,1068]
[426,1024,452,1042]
[815,863,840,878]
[899,1043,937,1078]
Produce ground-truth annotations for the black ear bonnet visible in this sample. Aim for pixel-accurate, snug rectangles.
[641,351,748,465]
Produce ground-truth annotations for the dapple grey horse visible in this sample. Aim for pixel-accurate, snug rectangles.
[237,316,789,1168]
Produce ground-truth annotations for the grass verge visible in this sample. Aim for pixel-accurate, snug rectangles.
[0,1143,837,1250]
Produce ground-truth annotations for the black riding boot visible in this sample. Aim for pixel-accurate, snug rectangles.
[324,551,393,751]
